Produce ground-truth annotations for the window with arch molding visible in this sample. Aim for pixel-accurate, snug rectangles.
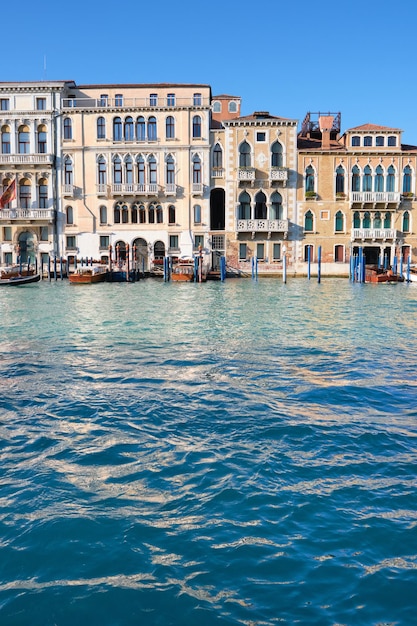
[403,165,412,193]
[213,143,222,169]
[403,211,410,232]
[99,205,107,225]
[304,210,314,231]
[238,192,251,220]
[192,115,201,138]
[166,116,175,139]
[351,136,360,146]
[169,205,176,224]
[212,101,221,113]
[228,101,237,113]
[239,142,251,167]
[97,117,106,139]
[63,118,72,140]
[335,210,344,232]
[66,205,74,225]
[193,204,201,223]
[335,165,345,194]
[305,166,315,192]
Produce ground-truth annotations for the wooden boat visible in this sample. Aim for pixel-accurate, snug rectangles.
[0,265,41,286]
[171,259,196,282]
[365,265,404,284]
[403,266,417,282]
[69,265,108,284]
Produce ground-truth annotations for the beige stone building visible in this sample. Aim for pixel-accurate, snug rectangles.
[297,112,417,276]
[60,83,212,269]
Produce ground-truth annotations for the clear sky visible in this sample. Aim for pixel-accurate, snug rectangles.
[4,0,417,144]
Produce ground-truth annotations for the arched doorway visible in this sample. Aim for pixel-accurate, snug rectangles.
[132,237,148,269]
[154,241,165,263]
[18,231,36,263]
[210,188,225,230]
[115,240,127,264]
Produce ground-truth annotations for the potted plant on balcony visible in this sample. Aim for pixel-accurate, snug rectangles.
[305,190,317,200]
[336,192,346,200]
[401,191,414,200]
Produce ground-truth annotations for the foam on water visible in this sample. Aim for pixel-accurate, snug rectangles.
[1,278,417,625]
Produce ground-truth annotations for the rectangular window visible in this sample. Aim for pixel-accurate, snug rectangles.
[273,243,281,260]
[150,93,158,106]
[0,99,9,111]
[193,93,202,106]
[1,131,10,154]
[320,210,330,220]
[66,236,76,249]
[256,132,266,142]
[36,97,46,110]
[239,243,247,260]
[167,93,175,106]
[4,252,12,265]
[99,94,108,106]
[194,235,204,249]
[169,235,179,250]
[3,226,12,241]
[256,243,265,260]
[100,235,110,249]
[40,226,49,241]
[115,94,123,106]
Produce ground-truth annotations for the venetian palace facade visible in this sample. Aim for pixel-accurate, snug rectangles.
[1,80,416,275]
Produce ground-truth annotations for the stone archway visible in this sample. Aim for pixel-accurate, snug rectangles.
[18,231,36,264]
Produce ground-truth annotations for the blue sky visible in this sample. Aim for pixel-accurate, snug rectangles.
[4,0,417,143]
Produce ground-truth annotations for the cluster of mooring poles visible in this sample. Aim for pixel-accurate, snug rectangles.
[251,245,323,284]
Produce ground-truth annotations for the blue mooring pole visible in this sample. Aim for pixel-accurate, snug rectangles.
[317,246,321,283]
[407,255,411,282]
[307,246,311,280]
[283,253,287,284]
[220,256,226,281]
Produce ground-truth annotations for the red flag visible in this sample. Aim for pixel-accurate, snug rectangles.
[0,179,16,209]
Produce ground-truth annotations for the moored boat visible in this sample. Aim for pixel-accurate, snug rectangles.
[171,259,196,282]
[0,265,41,286]
[69,265,108,284]
[403,266,417,282]
[365,265,404,284]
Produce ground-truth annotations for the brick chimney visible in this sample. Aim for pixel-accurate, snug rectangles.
[319,115,334,149]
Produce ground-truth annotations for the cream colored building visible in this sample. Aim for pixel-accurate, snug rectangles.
[297,112,417,275]
[60,83,212,270]
[210,104,298,274]
[0,80,68,266]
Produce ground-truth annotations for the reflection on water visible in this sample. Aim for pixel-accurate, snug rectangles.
[1,278,417,625]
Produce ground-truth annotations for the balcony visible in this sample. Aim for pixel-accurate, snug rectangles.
[211,167,224,179]
[350,192,400,207]
[164,184,177,196]
[62,96,211,110]
[62,184,74,197]
[352,228,397,241]
[237,218,289,235]
[238,167,256,183]
[111,183,159,196]
[0,208,54,222]
[192,183,203,195]
[0,154,54,165]
[269,167,288,184]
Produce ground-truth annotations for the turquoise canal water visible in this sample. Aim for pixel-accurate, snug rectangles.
[1,277,417,625]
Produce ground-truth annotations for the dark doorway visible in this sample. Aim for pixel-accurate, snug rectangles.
[210,188,225,230]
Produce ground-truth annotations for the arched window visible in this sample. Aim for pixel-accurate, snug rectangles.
[239,141,251,167]
[38,179,48,208]
[353,211,360,228]
[335,210,344,232]
[364,136,372,147]
[156,205,163,223]
[363,211,371,228]
[305,165,315,192]
[121,203,128,224]
[148,204,155,224]
[37,125,47,153]
[131,204,138,224]
[125,155,133,184]
[136,116,146,141]
[238,192,251,220]
[148,116,157,141]
[97,117,106,139]
[18,126,30,154]
[98,156,107,184]
[388,136,397,146]
[375,165,384,192]
[169,205,176,224]
[304,210,313,232]
[271,142,283,167]
[166,116,175,139]
[352,165,360,192]
[63,118,72,140]
[363,166,372,192]
[212,101,221,113]
[66,205,74,225]
[113,205,121,223]
[336,165,345,194]
[139,204,146,223]
[387,165,395,192]
[148,155,157,184]
[113,156,122,184]
[64,157,73,184]
[193,204,201,223]
[99,205,107,224]
[374,211,382,228]
[254,191,267,220]
[351,136,360,146]
[213,143,223,169]
[113,117,122,141]
[403,165,412,193]
[192,115,202,138]
[270,192,282,220]
[384,212,391,228]
[124,116,134,141]
[1,125,11,154]
[376,136,384,147]
[192,155,201,183]
[228,101,237,113]
[137,156,145,185]
[166,155,175,185]
[403,211,410,232]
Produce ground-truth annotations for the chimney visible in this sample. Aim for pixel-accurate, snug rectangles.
[319,115,334,149]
